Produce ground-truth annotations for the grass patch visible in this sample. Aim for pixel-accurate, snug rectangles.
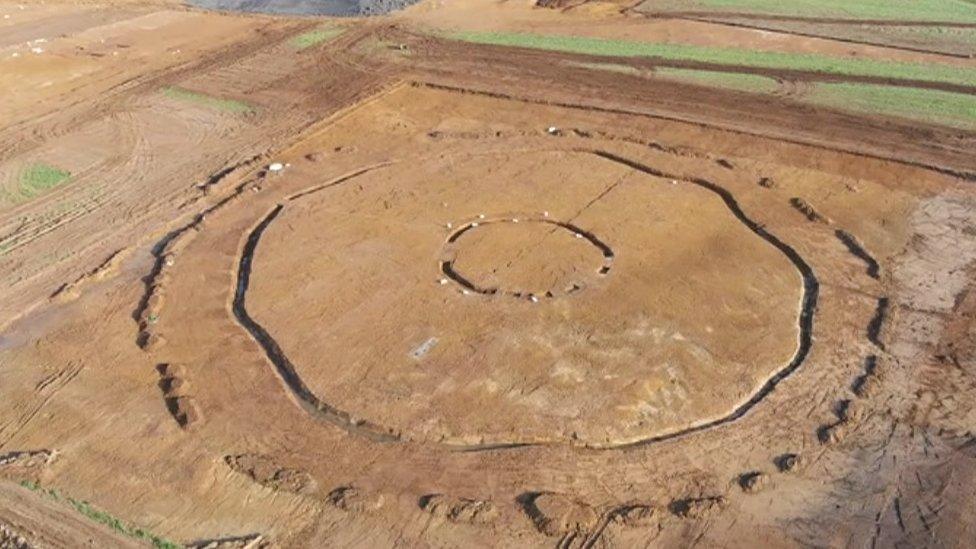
[565,60,644,75]
[445,30,976,88]
[566,61,777,93]
[290,26,344,50]
[17,163,71,200]
[162,86,253,114]
[645,0,976,22]
[805,82,976,129]
[19,480,181,549]
[701,19,976,57]
[654,67,779,92]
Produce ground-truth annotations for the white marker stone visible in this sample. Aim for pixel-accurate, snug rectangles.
[268,162,284,172]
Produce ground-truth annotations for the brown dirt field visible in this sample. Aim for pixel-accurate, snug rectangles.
[1,1,975,547]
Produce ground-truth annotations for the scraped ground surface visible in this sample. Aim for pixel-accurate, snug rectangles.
[1,0,975,547]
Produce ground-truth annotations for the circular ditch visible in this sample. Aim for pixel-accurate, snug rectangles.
[440,216,614,301]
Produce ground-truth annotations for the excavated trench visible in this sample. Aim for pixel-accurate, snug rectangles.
[230,151,820,451]
[440,217,615,301]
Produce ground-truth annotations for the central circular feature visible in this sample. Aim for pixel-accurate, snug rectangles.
[440,217,614,301]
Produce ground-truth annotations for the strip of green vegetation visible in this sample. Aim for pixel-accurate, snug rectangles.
[655,67,779,92]
[290,26,344,50]
[446,30,976,88]
[565,60,644,75]
[648,0,976,22]
[805,81,976,130]
[18,163,71,200]
[19,481,181,549]
[566,61,778,93]
[560,53,975,130]
[163,86,253,114]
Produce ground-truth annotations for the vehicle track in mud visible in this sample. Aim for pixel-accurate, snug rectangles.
[229,149,820,451]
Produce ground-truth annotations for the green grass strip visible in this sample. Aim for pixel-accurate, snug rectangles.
[18,163,71,200]
[805,81,976,130]
[291,26,345,50]
[653,0,976,23]
[565,61,778,93]
[565,60,644,75]
[446,30,976,88]
[163,86,253,114]
[19,480,181,549]
[655,67,779,93]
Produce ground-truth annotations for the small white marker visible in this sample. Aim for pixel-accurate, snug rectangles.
[671,180,678,185]
[445,222,452,229]
[542,211,549,217]
[268,162,284,172]
[512,218,519,223]
[438,278,448,285]
[575,233,583,239]
[471,222,479,227]
[461,289,471,295]
[529,295,539,303]
[478,214,485,219]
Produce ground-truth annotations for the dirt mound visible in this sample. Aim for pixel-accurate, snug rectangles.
[225,455,315,495]
[520,493,599,537]
[325,486,384,512]
[420,494,499,524]
[0,522,30,549]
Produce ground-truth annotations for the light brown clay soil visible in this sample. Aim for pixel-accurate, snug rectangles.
[0,1,975,547]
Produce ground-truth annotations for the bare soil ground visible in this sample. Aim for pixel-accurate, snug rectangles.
[1,0,975,547]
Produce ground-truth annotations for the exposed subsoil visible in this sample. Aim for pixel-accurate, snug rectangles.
[189,0,421,17]
[0,0,975,547]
